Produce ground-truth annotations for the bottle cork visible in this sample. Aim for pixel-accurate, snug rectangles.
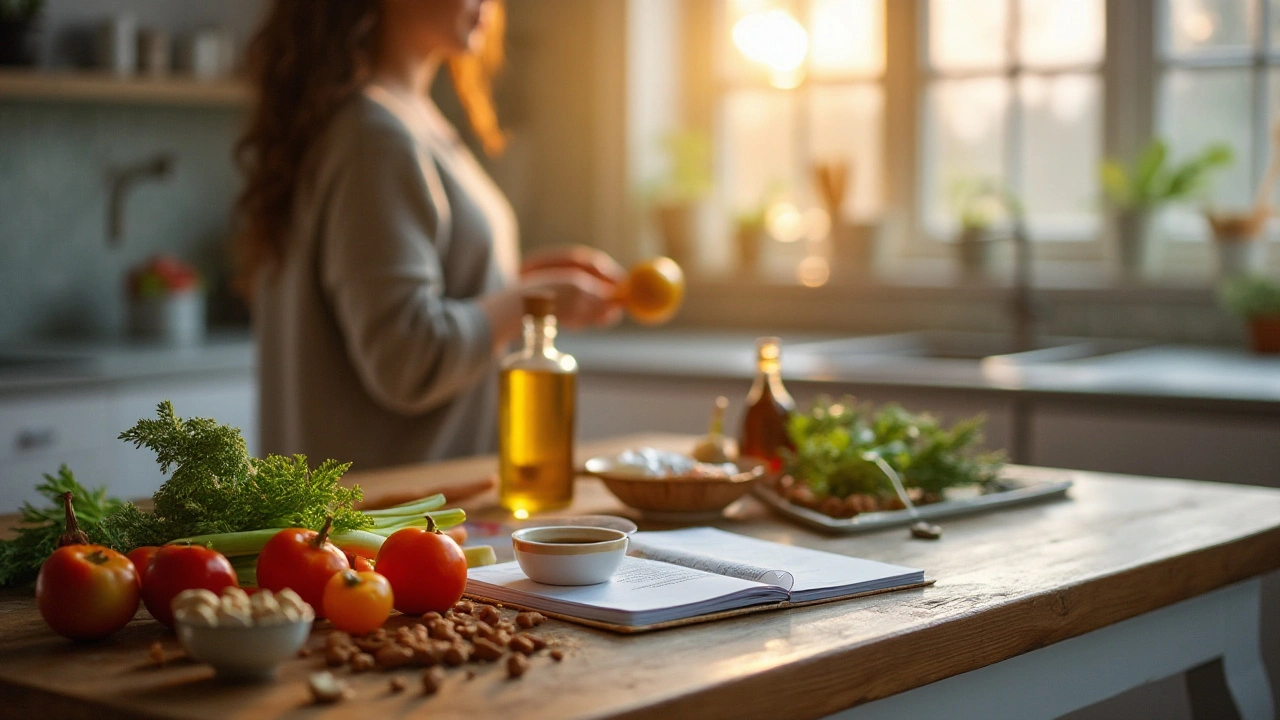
[522,292,555,318]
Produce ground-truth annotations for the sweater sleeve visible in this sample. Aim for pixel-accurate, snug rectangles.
[318,120,495,417]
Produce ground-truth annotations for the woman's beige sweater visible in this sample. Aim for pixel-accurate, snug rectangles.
[255,86,518,472]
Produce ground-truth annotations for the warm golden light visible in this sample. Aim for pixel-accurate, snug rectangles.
[766,201,805,243]
[733,9,809,89]
[513,508,529,520]
[797,256,830,287]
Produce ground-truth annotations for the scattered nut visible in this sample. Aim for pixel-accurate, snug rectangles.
[443,643,470,666]
[421,667,445,695]
[477,605,501,624]
[465,669,477,681]
[326,631,354,649]
[452,600,475,615]
[297,645,311,659]
[375,644,415,669]
[910,521,942,540]
[509,635,536,656]
[413,642,444,667]
[389,676,407,693]
[526,634,548,651]
[471,638,504,662]
[425,611,444,622]
[507,653,530,679]
[350,652,377,673]
[309,671,351,704]
[354,636,388,653]
[549,649,565,662]
[148,641,166,667]
[325,645,354,667]
[515,611,546,628]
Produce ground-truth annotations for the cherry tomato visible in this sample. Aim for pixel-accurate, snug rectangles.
[126,546,160,587]
[323,569,394,635]
[256,520,348,617]
[375,519,467,615]
[37,544,139,640]
[343,551,375,572]
[142,545,238,627]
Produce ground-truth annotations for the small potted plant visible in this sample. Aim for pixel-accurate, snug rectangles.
[1100,139,1233,281]
[1220,275,1280,354]
[0,0,43,66]
[649,130,713,272]
[127,255,205,346]
[948,178,1008,282]
[1205,124,1280,279]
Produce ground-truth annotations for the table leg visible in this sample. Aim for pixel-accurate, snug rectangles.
[1186,578,1277,720]
[830,579,1275,720]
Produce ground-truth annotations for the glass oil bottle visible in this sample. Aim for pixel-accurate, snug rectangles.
[739,336,795,472]
[499,293,578,515]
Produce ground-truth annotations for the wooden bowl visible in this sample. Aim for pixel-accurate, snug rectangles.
[584,456,765,517]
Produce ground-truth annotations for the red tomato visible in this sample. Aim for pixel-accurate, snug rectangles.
[126,546,160,587]
[37,544,140,641]
[323,570,394,635]
[375,521,467,615]
[256,522,349,617]
[142,545,238,627]
[343,551,375,573]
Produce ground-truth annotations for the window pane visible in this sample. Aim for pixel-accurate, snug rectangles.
[1019,74,1102,237]
[720,89,797,211]
[928,0,1009,71]
[1162,69,1254,237]
[1271,0,1280,53]
[721,0,802,80]
[809,0,884,77]
[1165,0,1256,57]
[924,78,1010,230]
[807,85,884,220]
[1019,0,1105,67]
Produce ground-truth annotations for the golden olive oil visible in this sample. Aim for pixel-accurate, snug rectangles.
[498,293,578,515]
[499,369,576,514]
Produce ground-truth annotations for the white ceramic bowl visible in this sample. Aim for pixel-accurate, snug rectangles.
[511,526,628,586]
[176,618,312,681]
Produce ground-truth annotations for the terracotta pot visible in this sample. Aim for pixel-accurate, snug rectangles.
[1248,316,1280,354]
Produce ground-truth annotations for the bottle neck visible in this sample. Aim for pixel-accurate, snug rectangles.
[748,357,791,404]
[523,314,557,355]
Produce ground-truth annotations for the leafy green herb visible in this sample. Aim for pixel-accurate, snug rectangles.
[1100,139,1233,211]
[1220,275,1280,319]
[101,401,372,549]
[783,396,1004,501]
[0,466,126,587]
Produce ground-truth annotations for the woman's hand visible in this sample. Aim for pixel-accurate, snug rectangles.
[520,245,627,288]
[519,267,623,331]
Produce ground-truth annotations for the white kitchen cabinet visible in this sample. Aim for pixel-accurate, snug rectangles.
[0,372,256,513]
[1029,403,1280,487]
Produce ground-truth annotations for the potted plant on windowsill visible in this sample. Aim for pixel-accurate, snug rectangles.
[1099,139,1233,282]
[1221,275,1280,354]
[948,177,1008,282]
[1204,124,1280,279]
[0,0,43,66]
[649,130,713,273]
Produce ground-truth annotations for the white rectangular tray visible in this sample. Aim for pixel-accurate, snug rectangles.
[753,469,1074,534]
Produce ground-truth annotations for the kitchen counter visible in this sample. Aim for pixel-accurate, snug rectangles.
[0,433,1277,719]
[558,330,1280,413]
[0,331,255,395]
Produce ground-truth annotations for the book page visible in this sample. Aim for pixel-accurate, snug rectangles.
[630,528,923,600]
[629,538,795,590]
[467,557,786,619]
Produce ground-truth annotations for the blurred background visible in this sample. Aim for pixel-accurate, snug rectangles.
[1,2,1279,717]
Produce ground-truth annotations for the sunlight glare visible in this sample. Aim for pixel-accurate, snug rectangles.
[733,9,809,88]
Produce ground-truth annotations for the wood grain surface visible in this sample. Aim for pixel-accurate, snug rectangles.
[1,433,1279,720]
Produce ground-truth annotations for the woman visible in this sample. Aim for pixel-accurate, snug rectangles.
[236,0,622,470]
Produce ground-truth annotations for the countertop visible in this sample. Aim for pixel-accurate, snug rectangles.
[2,434,1279,719]
[1,328,1277,412]
[558,330,1280,412]
[0,331,255,395]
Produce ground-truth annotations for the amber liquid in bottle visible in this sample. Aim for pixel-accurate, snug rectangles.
[499,296,577,515]
[739,337,795,472]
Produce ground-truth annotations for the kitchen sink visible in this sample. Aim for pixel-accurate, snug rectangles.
[789,331,1145,366]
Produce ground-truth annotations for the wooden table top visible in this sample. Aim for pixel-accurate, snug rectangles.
[2,433,1279,720]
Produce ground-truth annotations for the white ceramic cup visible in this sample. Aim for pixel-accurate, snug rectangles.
[511,526,628,586]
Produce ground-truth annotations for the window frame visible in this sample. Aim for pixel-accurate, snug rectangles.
[706,0,1280,283]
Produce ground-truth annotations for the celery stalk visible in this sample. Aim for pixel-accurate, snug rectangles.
[169,528,283,557]
[362,494,446,518]
[330,530,386,559]
[464,545,497,568]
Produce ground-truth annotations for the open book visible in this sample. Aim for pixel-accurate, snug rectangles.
[465,527,925,631]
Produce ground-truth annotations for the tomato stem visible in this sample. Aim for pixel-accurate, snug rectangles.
[425,515,438,534]
[313,516,335,549]
[57,491,90,548]
[342,569,361,587]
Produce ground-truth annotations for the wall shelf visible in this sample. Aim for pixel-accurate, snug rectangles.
[0,69,249,107]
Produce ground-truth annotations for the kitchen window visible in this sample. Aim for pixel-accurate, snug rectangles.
[709,0,1280,280]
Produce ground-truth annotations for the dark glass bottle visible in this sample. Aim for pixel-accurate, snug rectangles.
[739,337,795,471]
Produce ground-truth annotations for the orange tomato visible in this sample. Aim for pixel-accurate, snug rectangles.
[323,570,394,635]
[619,257,685,326]
[37,545,140,641]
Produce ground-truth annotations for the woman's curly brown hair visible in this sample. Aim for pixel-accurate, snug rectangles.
[233,0,506,295]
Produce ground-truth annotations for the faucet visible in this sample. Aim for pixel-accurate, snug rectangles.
[106,152,174,246]
[1008,207,1037,353]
